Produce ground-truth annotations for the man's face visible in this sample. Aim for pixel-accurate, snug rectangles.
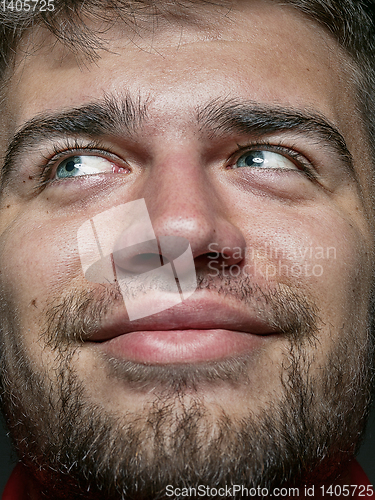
[0,1,374,497]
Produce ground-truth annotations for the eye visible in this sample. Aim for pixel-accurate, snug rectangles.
[55,155,127,179]
[234,150,299,171]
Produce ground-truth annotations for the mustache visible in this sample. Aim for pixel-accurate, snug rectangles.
[43,272,320,351]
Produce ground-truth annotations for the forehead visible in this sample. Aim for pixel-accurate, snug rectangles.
[6,2,356,118]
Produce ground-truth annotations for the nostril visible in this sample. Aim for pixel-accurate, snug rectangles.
[195,252,221,269]
[115,252,164,274]
[206,252,219,259]
[112,235,193,276]
[198,249,244,270]
[133,253,164,271]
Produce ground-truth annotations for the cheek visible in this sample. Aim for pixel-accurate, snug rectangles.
[0,213,91,369]
[0,215,83,317]
[243,206,372,341]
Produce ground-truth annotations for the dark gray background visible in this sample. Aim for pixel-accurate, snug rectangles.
[0,403,374,494]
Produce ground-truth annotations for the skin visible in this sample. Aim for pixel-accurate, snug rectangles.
[0,0,374,497]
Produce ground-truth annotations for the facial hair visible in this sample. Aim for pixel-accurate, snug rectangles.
[0,274,373,500]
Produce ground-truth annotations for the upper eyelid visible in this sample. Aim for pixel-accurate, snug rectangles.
[43,140,122,164]
[42,141,128,170]
[229,141,311,165]
[45,148,119,167]
[41,137,310,167]
[40,137,310,165]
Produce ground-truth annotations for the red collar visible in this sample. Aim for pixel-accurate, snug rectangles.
[2,460,372,499]
[348,460,373,497]
[2,463,29,500]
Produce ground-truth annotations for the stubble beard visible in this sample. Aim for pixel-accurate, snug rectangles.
[0,274,373,499]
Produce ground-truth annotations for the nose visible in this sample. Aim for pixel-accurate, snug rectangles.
[113,149,246,276]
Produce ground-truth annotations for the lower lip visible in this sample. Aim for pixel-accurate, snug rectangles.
[96,329,265,364]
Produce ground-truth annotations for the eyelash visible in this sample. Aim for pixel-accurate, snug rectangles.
[34,138,124,190]
[229,141,317,179]
[33,138,317,192]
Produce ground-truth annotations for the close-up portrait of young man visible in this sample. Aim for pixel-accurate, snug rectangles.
[0,0,374,498]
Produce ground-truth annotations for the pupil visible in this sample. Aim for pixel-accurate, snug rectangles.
[65,160,76,172]
[246,154,264,167]
[247,153,264,166]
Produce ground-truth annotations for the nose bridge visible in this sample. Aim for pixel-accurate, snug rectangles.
[144,150,217,246]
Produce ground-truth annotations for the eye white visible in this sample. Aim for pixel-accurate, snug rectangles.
[56,155,114,179]
[235,150,297,170]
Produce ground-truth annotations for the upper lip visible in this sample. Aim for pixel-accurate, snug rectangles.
[88,292,279,342]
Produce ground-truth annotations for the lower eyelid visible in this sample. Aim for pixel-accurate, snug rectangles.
[54,154,128,179]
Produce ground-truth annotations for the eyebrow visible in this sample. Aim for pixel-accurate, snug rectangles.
[2,93,148,184]
[2,94,354,185]
[197,98,354,172]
